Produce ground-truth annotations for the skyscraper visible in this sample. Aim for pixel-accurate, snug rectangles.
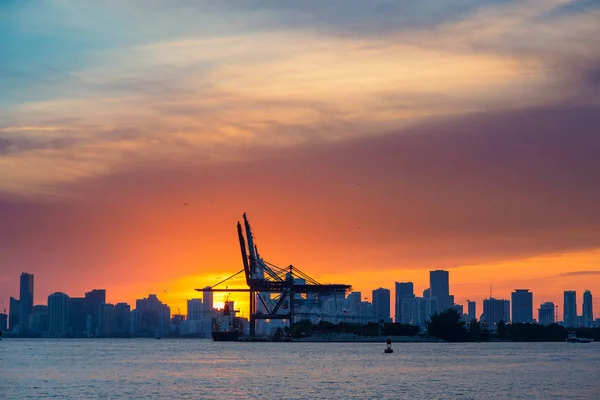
[9,296,19,331]
[467,301,476,322]
[563,291,577,328]
[511,289,533,323]
[85,289,106,336]
[538,302,555,326]
[187,299,203,321]
[430,270,453,312]
[19,272,34,334]
[48,292,70,337]
[482,298,510,327]
[582,290,593,328]
[372,288,391,323]
[394,282,415,323]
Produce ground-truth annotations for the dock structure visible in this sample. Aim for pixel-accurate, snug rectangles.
[196,213,351,336]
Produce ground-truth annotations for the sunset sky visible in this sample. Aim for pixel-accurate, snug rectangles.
[1,0,599,320]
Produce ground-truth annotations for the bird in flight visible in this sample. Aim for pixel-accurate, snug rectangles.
[184,203,188,206]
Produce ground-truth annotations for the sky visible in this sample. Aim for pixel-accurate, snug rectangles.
[1,0,600,320]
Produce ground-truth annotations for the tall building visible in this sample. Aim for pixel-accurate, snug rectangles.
[582,290,593,328]
[9,296,19,331]
[430,270,453,312]
[538,302,555,326]
[69,297,87,337]
[48,292,70,337]
[0,312,7,332]
[563,291,577,328]
[187,299,203,321]
[394,282,415,323]
[467,301,476,322]
[114,303,131,335]
[511,289,533,323]
[19,273,34,334]
[133,294,171,337]
[85,289,106,336]
[482,298,510,328]
[202,286,213,311]
[401,297,422,325]
[372,288,391,323]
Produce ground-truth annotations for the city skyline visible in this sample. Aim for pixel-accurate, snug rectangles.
[2,1,600,321]
[2,270,597,331]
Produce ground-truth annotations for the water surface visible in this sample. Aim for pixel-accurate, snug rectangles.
[1,339,598,399]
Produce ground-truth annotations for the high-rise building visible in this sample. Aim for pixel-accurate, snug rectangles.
[85,289,106,336]
[394,282,415,323]
[511,289,533,323]
[538,302,555,326]
[401,297,422,325]
[372,288,391,323]
[582,290,593,328]
[421,297,438,324]
[19,273,34,334]
[69,297,87,337]
[114,303,131,335]
[48,292,70,337]
[467,301,476,322]
[30,305,48,335]
[430,270,453,312]
[133,294,171,337]
[482,298,510,327]
[187,299,203,321]
[563,291,577,328]
[9,296,19,331]
[423,288,431,298]
[0,312,7,332]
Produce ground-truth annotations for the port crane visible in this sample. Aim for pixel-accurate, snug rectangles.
[196,213,351,336]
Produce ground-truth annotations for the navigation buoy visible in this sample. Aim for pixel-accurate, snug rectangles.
[384,338,393,353]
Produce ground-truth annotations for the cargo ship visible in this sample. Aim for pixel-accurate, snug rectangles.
[211,299,241,341]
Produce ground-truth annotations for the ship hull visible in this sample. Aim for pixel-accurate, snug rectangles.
[212,331,240,341]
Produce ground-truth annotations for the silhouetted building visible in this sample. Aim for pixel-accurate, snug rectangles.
[563,291,577,328]
[421,297,438,324]
[423,288,430,298]
[394,282,415,323]
[31,305,48,335]
[9,296,19,331]
[85,289,106,336]
[19,273,34,334]
[187,299,203,321]
[467,301,476,322]
[511,289,533,323]
[582,290,593,328]
[401,297,422,325]
[372,288,391,323]
[48,292,70,337]
[430,270,454,312]
[0,312,7,332]
[69,297,86,337]
[98,303,117,336]
[482,298,510,328]
[115,303,131,335]
[538,302,555,326]
[133,294,170,337]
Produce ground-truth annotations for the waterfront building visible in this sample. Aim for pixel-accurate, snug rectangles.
[482,298,510,328]
[372,288,391,323]
[133,294,171,337]
[394,282,415,323]
[114,303,131,335]
[421,297,438,324]
[9,296,19,331]
[187,299,203,321]
[31,305,48,335]
[19,273,34,334]
[512,289,533,323]
[538,302,555,326]
[69,297,86,337]
[85,289,106,336]
[563,291,577,328]
[467,301,476,322]
[401,297,422,325]
[430,270,454,312]
[582,290,593,328]
[0,312,7,332]
[48,292,70,337]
